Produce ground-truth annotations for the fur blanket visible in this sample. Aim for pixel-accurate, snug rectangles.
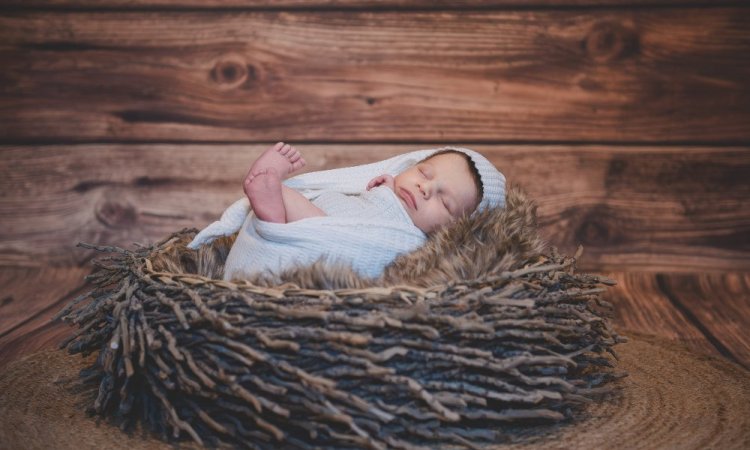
[158,185,546,289]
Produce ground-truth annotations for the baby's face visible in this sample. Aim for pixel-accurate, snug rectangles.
[393,152,479,233]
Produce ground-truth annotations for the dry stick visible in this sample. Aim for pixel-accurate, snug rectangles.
[145,372,204,444]
[263,327,372,347]
[180,350,215,389]
[58,311,104,349]
[134,319,147,368]
[74,278,130,326]
[172,357,203,393]
[156,324,184,362]
[216,404,280,445]
[53,288,97,322]
[424,380,553,405]
[184,399,231,435]
[154,292,190,329]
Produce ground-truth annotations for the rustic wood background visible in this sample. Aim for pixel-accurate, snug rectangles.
[0,1,748,373]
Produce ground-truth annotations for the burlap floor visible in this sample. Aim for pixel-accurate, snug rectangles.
[1,330,748,450]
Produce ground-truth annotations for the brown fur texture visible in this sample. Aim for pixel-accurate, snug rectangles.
[156,184,546,289]
[382,184,546,286]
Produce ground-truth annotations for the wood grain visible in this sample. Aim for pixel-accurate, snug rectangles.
[603,272,720,360]
[0,265,90,370]
[0,145,747,272]
[656,272,750,369]
[0,265,89,336]
[1,8,748,143]
[0,1,737,9]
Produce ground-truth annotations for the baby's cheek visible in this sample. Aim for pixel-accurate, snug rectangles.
[423,205,442,227]
[438,207,454,227]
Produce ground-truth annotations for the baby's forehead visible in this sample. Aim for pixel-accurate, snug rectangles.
[425,152,472,171]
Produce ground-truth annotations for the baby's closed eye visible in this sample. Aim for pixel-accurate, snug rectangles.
[418,163,434,179]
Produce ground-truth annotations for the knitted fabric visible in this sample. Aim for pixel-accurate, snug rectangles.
[223,186,426,280]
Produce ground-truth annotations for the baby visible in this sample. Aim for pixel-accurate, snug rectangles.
[188,143,506,280]
[243,141,483,234]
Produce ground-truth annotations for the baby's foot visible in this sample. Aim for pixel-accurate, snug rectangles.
[246,168,286,223]
[248,142,306,182]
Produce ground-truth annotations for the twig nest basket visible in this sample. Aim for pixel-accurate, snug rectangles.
[56,186,627,449]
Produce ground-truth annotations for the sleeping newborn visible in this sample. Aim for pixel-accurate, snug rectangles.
[244,142,483,232]
[188,142,506,280]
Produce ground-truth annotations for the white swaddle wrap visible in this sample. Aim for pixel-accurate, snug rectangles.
[223,186,425,280]
[187,146,506,280]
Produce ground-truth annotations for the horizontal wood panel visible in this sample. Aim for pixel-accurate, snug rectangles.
[1,9,748,143]
[0,1,734,9]
[1,144,747,272]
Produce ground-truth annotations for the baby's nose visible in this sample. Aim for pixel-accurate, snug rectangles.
[419,183,430,198]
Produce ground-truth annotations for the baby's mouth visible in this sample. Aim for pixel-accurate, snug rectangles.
[399,187,417,210]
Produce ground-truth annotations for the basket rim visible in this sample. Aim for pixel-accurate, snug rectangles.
[138,248,607,300]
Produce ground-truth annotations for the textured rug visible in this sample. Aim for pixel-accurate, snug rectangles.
[1,332,748,449]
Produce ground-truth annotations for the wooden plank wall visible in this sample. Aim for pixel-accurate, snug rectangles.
[1,1,748,371]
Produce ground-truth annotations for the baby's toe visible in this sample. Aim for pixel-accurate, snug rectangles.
[291,157,306,171]
[279,144,292,155]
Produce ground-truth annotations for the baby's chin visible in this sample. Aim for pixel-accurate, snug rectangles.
[396,199,425,231]
[410,215,435,234]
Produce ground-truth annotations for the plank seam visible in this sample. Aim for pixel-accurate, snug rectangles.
[2,139,750,147]
[0,2,749,13]
[655,273,746,370]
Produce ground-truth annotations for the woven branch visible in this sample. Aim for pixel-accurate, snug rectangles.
[58,229,626,449]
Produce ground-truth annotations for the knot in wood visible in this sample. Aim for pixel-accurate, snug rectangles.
[575,205,623,247]
[95,196,137,229]
[211,58,252,87]
[584,22,639,63]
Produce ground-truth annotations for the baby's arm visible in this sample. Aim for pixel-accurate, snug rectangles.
[279,185,327,222]
[276,172,395,222]
[280,172,394,221]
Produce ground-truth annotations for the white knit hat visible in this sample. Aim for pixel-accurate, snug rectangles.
[429,146,506,211]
